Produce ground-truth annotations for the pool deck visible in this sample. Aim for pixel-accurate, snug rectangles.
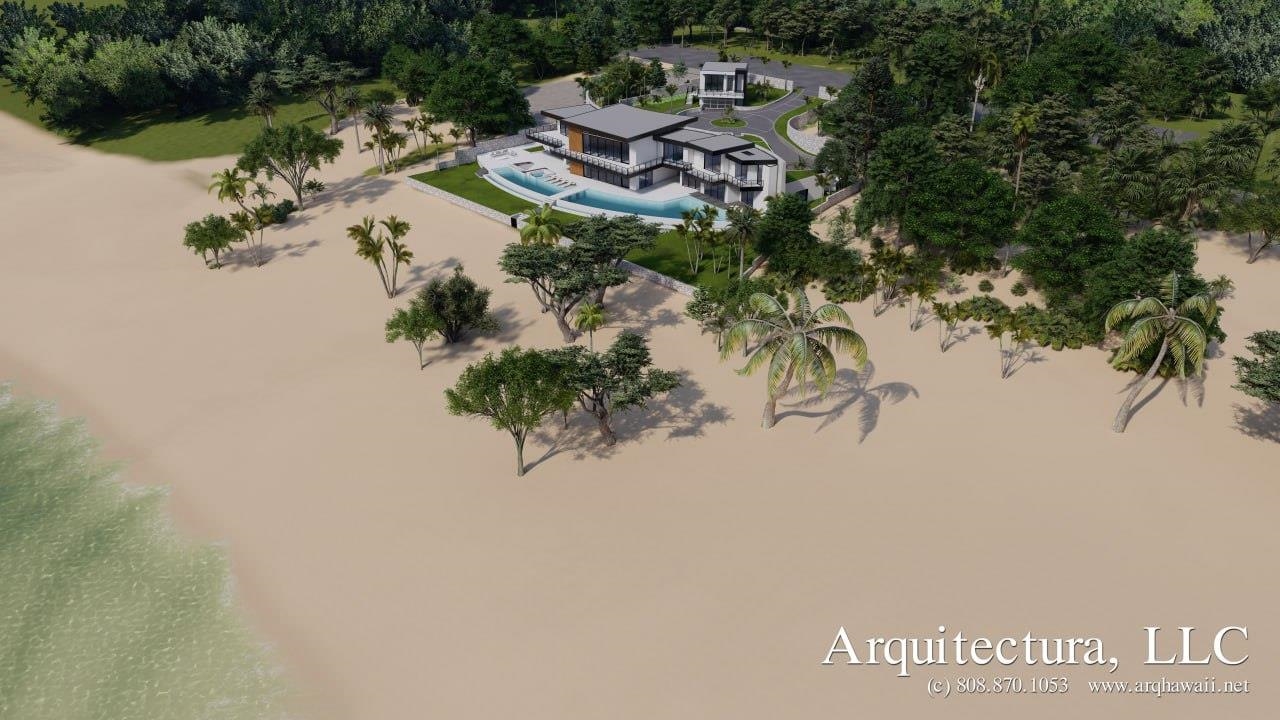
[477,146,721,227]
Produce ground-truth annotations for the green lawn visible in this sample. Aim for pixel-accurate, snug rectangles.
[741,133,770,149]
[1,78,394,161]
[638,93,692,114]
[411,163,580,224]
[745,83,788,106]
[786,169,815,183]
[363,142,455,177]
[774,99,822,156]
[1147,93,1277,180]
[411,163,727,289]
[711,116,746,128]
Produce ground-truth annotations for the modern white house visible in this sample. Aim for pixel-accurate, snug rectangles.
[502,102,785,222]
[699,61,748,110]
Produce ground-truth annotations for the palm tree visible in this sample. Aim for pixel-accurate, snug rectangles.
[574,303,605,350]
[722,290,869,429]
[208,168,253,214]
[428,130,445,162]
[348,216,390,296]
[723,205,760,278]
[362,102,393,173]
[247,84,276,128]
[341,87,364,148]
[379,215,413,298]
[380,130,408,171]
[519,204,564,246]
[1009,104,1039,198]
[1167,141,1228,224]
[1104,273,1218,433]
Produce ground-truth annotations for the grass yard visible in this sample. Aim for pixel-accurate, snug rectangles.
[1148,93,1277,180]
[745,83,788,106]
[711,116,746,128]
[411,163,580,225]
[625,229,731,290]
[742,133,771,149]
[411,163,728,289]
[363,142,455,177]
[786,169,815,183]
[639,93,692,114]
[1,78,395,161]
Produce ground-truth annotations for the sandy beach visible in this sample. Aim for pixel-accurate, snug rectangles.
[1,110,1276,719]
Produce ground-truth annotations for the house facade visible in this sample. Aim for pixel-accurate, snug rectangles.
[525,103,786,211]
[699,61,748,110]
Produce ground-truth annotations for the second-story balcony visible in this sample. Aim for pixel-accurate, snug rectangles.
[683,165,763,189]
[547,146,665,176]
[523,122,565,148]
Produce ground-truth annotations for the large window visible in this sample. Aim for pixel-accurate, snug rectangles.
[583,164,627,187]
[704,153,722,172]
[706,183,726,201]
[736,163,762,184]
[662,142,684,162]
[583,133,629,163]
[681,173,699,189]
[740,190,759,206]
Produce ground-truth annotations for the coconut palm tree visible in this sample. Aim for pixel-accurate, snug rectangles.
[1104,273,1218,433]
[1167,141,1228,224]
[348,216,390,296]
[723,205,761,278]
[341,87,364,147]
[379,215,413,297]
[208,168,253,213]
[575,303,605,350]
[1009,104,1039,199]
[722,290,869,429]
[519,204,564,246]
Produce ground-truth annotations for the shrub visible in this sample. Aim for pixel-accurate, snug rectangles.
[978,279,994,293]
[1011,281,1028,296]
[269,199,297,224]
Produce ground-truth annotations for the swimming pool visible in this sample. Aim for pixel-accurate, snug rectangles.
[564,188,712,220]
[493,166,566,196]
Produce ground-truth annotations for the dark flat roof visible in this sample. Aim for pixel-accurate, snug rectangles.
[556,104,695,140]
[728,147,779,164]
[540,104,597,120]
[656,128,754,154]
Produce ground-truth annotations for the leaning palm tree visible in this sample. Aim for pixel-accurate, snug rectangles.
[574,303,605,350]
[519,204,564,246]
[722,290,869,429]
[1104,273,1218,433]
[348,216,390,296]
[340,87,364,148]
[722,204,760,278]
[379,215,413,297]
[209,168,253,213]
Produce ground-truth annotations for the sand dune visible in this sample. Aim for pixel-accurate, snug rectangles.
[1,111,1276,719]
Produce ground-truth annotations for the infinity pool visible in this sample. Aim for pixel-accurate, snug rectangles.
[565,188,711,220]
[494,166,566,196]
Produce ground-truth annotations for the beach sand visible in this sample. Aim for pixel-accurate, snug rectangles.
[1,111,1277,719]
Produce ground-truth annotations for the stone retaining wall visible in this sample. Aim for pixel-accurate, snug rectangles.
[811,183,860,215]
[406,176,698,297]
[786,109,827,155]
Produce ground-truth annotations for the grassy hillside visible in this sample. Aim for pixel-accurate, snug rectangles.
[1148,93,1278,180]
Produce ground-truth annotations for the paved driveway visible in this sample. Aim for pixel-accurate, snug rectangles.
[630,44,850,163]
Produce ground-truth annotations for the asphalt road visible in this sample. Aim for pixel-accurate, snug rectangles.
[630,44,851,163]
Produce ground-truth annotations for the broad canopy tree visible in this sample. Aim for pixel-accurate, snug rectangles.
[499,241,629,342]
[424,57,533,146]
[237,124,342,210]
[548,331,680,446]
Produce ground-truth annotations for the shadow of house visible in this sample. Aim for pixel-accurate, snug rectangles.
[779,363,918,440]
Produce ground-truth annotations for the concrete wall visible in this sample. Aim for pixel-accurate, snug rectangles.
[786,109,828,155]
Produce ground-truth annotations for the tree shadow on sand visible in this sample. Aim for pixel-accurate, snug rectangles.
[220,239,321,271]
[312,173,400,210]
[601,279,684,334]
[1234,402,1280,444]
[777,362,919,441]
[422,304,535,366]
[397,256,462,295]
[526,372,730,467]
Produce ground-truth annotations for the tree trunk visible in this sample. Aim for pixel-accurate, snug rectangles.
[266,113,273,129]
[354,122,361,150]
[514,433,526,476]
[1014,150,1024,196]
[762,366,795,429]
[1247,236,1272,263]
[1113,337,1169,433]
[596,410,616,446]
[416,343,426,369]
[970,84,981,132]
[554,311,579,343]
